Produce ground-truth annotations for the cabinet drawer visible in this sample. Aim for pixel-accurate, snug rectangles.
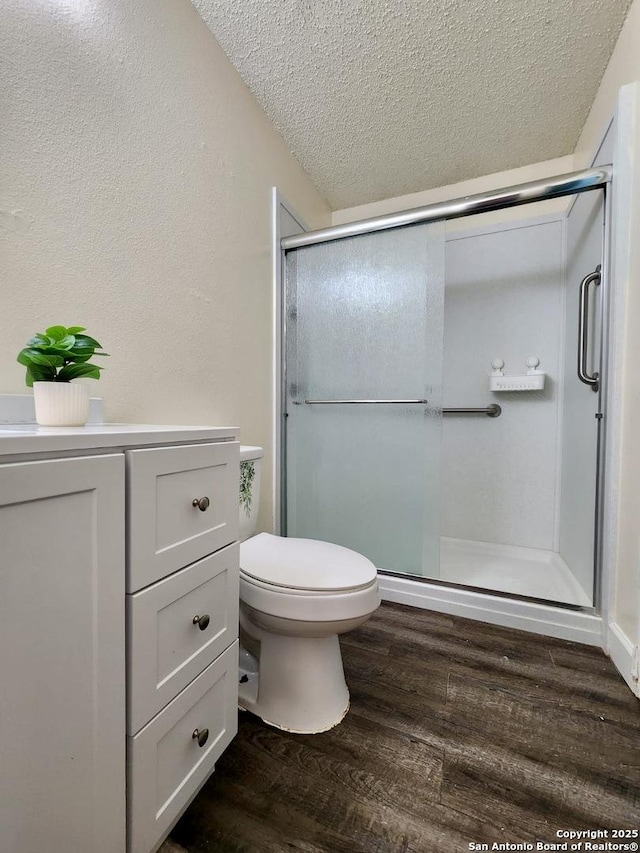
[127,543,239,734]
[127,641,239,853]
[127,441,239,591]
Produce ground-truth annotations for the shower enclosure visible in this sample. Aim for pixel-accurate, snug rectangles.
[280,168,610,614]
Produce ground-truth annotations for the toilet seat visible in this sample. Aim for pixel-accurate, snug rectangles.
[240,576,380,624]
[240,532,377,593]
[239,572,375,596]
[239,533,379,623]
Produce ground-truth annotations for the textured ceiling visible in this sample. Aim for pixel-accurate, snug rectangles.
[192,0,631,209]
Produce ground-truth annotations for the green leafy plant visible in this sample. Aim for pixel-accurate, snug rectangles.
[17,325,109,387]
[239,460,255,517]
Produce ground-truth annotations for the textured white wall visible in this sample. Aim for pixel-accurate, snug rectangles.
[0,0,331,529]
[441,218,565,550]
[575,0,640,167]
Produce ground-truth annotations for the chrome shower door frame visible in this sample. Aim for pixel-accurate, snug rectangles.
[278,168,612,614]
[592,180,613,614]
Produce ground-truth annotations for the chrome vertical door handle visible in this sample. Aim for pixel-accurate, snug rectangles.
[577,265,601,392]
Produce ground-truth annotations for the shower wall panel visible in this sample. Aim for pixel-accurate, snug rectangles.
[441,217,565,550]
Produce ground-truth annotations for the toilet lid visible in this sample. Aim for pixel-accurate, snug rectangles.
[240,533,377,592]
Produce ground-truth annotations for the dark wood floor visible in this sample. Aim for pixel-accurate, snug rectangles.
[167,602,640,853]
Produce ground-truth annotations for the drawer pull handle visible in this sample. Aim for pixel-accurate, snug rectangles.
[192,728,209,748]
[192,614,210,631]
[192,496,210,512]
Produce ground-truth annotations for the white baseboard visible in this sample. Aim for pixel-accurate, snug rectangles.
[607,622,639,696]
[378,574,603,646]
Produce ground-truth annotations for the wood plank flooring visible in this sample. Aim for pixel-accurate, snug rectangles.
[166,602,640,853]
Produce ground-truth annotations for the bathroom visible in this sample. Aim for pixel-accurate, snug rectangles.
[1,0,640,851]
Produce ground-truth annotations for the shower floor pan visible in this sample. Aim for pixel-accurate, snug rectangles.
[438,536,591,607]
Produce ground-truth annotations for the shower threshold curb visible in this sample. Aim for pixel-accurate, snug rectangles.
[377,573,603,646]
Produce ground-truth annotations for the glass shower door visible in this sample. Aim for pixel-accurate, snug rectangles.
[284,223,445,577]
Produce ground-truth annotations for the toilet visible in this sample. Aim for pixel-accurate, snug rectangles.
[237,445,380,734]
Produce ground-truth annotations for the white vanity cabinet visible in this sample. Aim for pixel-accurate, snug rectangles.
[0,453,126,853]
[0,424,240,853]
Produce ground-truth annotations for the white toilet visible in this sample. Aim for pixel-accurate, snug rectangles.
[237,445,380,734]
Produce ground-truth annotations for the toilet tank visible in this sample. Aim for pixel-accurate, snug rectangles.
[239,445,264,541]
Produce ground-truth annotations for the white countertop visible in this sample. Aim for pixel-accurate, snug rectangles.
[0,423,240,456]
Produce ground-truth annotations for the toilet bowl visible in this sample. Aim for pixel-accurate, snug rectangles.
[237,446,380,734]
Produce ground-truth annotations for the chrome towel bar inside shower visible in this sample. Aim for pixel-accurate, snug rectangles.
[301,399,429,405]
[297,400,502,417]
[443,404,501,417]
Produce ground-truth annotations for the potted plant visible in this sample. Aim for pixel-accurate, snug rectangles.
[17,325,109,426]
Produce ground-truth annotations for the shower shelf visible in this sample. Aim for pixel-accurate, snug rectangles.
[489,374,545,392]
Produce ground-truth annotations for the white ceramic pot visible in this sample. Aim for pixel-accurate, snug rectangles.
[33,382,90,426]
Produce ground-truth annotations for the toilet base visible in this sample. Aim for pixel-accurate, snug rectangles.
[239,694,351,735]
[238,612,351,734]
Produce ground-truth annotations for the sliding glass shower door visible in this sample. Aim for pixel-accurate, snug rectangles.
[284,223,445,577]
